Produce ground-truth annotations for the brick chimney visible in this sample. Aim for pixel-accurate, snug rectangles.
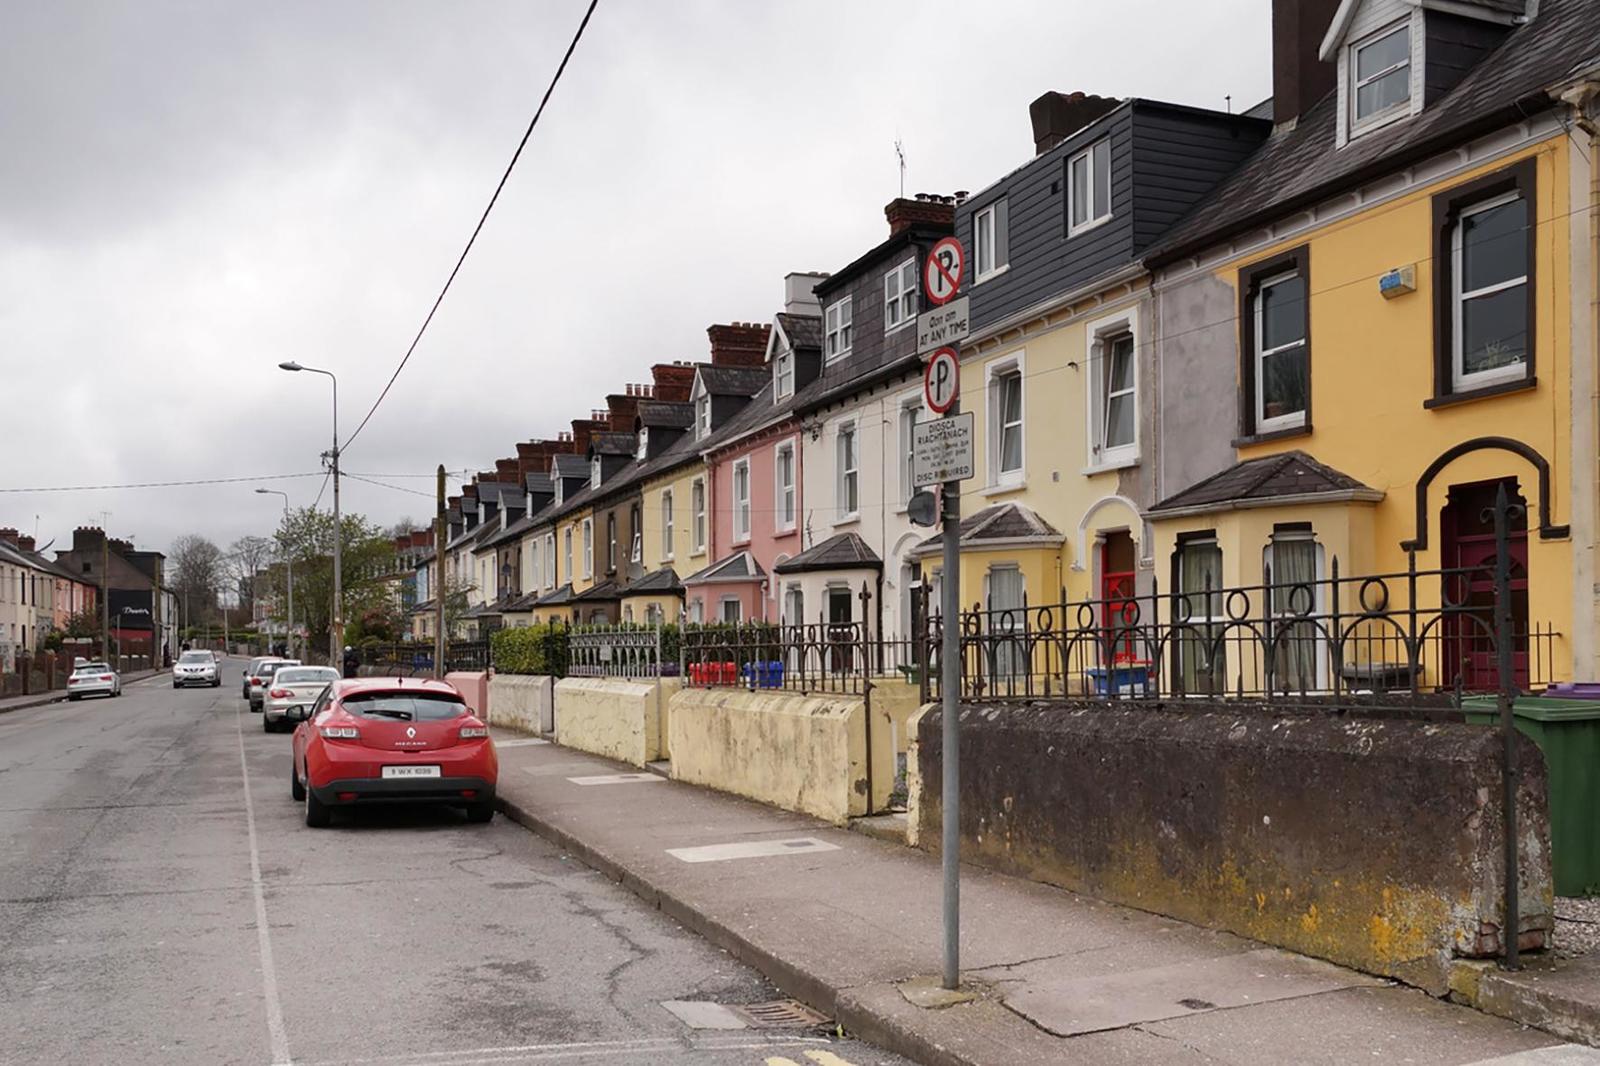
[0,528,17,547]
[109,538,133,555]
[651,362,698,404]
[1273,0,1339,129]
[707,322,771,367]
[18,535,35,553]
[885,195,956,236]
[606,391,643,432]
[570,418,606,457]
[1028,91,1121,155]
[495,458,520,482]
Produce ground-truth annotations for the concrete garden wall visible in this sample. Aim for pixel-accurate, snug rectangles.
[488,674,555,735]
[911,701,1553,996]
[553,677,682,766]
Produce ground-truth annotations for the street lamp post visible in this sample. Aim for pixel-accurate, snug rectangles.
[255,488,295,659]
[278,361,341,664]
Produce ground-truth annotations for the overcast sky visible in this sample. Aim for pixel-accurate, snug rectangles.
[1,0,1268,560]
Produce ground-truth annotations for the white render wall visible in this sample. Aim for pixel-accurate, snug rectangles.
[797,373,928,640]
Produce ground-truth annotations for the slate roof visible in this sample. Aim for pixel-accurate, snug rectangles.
[910,502,1064,557]
[524,472,554,494]
[473,515,526,552]
[551,454,589,479]
[637,401,694,429]
[533,583,575,607]
[589,431,637,457]
[1149,451,1383,515]
[697,365,769,397]
[620,567,684,595]
[573,580,621,603]
[1146,0,1600,266]
[683,551,766,585]
[774,312,823,353]
[773,533,882,575]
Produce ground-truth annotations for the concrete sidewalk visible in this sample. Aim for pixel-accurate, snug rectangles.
[0,667,165,715]
[490,728,1599,1066]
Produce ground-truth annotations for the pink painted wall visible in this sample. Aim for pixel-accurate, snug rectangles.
[684,582,765,624]
[708,423,802,622]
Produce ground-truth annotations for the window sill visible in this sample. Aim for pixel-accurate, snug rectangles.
[774,526,799,538]
[979,480,1027,499]
[1081,454,1140,476]
[885,319,915,336]
[1424,376,1535,410]
[1233,423,1311,447]
[731,536,751,548]
[1068,213,1113,239]
[834,514,862,528]
[974,264,1010,286]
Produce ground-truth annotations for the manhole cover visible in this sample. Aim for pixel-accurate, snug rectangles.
[729,999,830,1029]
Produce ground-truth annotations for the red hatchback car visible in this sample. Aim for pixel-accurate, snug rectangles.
[288,678,498,827]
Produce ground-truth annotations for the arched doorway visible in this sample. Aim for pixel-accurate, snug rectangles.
[1440,477,1528,690]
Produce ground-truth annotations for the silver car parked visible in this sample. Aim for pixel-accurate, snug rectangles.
[67,662,122,700]
[260,666,340,733]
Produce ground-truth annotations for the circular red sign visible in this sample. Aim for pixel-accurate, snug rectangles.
[923,237,965,307]
[923,347,960,415]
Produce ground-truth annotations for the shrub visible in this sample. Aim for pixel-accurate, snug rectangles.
[492,623,569,677]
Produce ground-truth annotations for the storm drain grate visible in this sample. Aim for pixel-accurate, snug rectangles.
[729,999,830,1029]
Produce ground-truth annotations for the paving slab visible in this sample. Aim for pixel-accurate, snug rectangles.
[1002,947,1382,1036]
[1478,956,1600,1048]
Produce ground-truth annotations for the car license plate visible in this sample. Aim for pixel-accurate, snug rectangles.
[381,765,441,779]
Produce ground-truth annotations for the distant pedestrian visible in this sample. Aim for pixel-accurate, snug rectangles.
[342,644,359,679]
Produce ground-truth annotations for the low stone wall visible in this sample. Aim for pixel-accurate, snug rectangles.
[488,674,554,735]
[911,702,1553,996]
[554,677,682,766]
[667,687,866,825]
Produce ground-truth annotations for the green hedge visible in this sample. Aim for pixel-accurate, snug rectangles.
[492,623,569,677]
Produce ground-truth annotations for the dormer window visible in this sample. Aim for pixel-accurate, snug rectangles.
[884,257,917,332]
[696,394,711,439]
[636,429,648,460]
[825,297,853,362]
[590,456,602,488]
[1067,140,1112,235]
[553,479,564,505]
[774,348,794,400]
[1350,21,1411,133]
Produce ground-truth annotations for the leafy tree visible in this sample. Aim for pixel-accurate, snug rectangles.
[266,507,398,656]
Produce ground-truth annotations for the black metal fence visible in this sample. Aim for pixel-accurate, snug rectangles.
[360,640,491,675]
[680,619,917,696]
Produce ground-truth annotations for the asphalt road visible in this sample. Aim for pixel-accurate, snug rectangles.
[0,658,912,1066]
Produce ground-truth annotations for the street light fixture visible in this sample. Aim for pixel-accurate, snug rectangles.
[278,360,342,664]
[255,488,295,659]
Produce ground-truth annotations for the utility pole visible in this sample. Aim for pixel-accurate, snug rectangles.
[100,532,109,662]
[435,464,447,679]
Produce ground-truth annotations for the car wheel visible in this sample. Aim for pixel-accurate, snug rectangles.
[305,788,331,828]
[262,715,273,734]
[291,761,305,801]
[172,681,180,689]
[212,679,221,687]
[465,802,494,824]
[68,694,80,702]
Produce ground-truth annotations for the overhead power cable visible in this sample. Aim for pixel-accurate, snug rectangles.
[0,472,322,494]
[341,0,602,454]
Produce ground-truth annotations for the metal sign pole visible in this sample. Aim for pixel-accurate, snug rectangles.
[940,398,961,991]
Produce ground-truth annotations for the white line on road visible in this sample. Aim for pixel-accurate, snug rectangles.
[494,738,550,747]
[666,837,841,864]
[292,1034,833,1066]
[566,773,662,786]
[236,706,292,1066]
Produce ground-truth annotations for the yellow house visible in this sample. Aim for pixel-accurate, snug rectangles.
[1143,0,1599,688]
[630,457,707,624]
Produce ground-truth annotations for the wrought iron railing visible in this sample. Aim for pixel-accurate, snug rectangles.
[569,624,666,679]
[361,640,491,675]
[680,620,919,696]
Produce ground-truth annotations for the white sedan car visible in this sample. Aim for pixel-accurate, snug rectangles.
[261,665,341,733]
[67,662,122,700]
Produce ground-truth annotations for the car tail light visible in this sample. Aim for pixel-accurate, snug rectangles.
[100,675,114,682]
[459,726,489,739]
[251,677,263,686]
[269,688,290,699]
[337,792,358,802]
[319,726,359,740]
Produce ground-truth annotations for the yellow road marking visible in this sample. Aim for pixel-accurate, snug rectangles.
[765,1058,804,1066]
[804,1052,858,1066]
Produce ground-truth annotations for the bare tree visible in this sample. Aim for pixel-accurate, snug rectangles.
[168,534,225,623]
[227,535,274,614]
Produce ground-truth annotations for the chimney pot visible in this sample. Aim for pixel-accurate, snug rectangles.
[885,196,956,237]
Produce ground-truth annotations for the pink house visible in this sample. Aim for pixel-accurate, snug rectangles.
[683,295,823,623]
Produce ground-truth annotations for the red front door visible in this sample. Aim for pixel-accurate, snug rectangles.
[1441,479,1529,691]
[1100,531,1137,662]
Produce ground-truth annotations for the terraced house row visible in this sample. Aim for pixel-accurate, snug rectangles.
[412,0,1600,691]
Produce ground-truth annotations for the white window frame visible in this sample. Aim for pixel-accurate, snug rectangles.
[898,393,923,505]
[1348,20,1413,136]
[691,478,706,553]
[974,200,1008,282]
[783,584,805,628]
[1253,270,1309,433]
[774,347,794,400]
[529,540,540,594]
[635,428,648,460]
[720,596,742,623]
[607,514,617,571]
[590,456,602,488]
[690,599,704,624]
[824,296,853,362]
[563,529,573,583]
[661,489,675,561]
[1451,190,1530,392]
[1084,306,1140,470]
[1263,531,1329,692]
[986,352,1025,488]
[774,441,797,531]
[581,519,593,579]
[836,419,860,520]
[695,392,711,440]
[883,257,917,332]
[732,457,751,543]
[1067,138,1113,236]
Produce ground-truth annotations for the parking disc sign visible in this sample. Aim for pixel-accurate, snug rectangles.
[924,347,959,416]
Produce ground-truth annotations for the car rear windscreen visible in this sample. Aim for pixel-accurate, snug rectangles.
[275,668,338,685]
[341,693,467,722]
[76,663,111,674]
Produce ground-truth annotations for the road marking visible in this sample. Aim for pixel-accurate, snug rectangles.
[235,706,291,1066]
[667,837,841,864]
[294,1034,833,1065]
[495,738,549,747]
[566,772,662,786]
[804,1051,859,1066]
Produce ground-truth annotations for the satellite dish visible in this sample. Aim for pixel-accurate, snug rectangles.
[907,490,938,528]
